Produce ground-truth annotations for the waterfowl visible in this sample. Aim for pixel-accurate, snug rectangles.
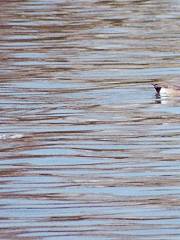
[152,84,180,96]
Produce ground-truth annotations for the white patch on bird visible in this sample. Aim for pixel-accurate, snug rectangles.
[160,87,169,96]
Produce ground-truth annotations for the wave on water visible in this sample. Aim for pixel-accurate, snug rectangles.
[0,134,24,140]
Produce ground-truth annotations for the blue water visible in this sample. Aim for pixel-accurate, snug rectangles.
[0,0,180,239]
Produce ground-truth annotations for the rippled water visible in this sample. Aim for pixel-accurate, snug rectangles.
[0,0,180,239]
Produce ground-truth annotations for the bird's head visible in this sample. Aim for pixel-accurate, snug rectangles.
[152,84,161,94]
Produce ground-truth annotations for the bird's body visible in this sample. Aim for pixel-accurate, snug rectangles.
[153,84,180,97]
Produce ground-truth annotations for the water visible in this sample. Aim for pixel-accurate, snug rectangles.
[0,0,180,239]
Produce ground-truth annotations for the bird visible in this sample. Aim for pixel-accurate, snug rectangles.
[152,83,180,96]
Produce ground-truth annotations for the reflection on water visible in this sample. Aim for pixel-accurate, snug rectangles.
[0,0,180,239]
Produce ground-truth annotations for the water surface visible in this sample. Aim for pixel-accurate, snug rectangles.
[0,0,180,239]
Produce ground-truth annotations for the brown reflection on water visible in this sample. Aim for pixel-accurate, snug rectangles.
[0,0,180,239]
